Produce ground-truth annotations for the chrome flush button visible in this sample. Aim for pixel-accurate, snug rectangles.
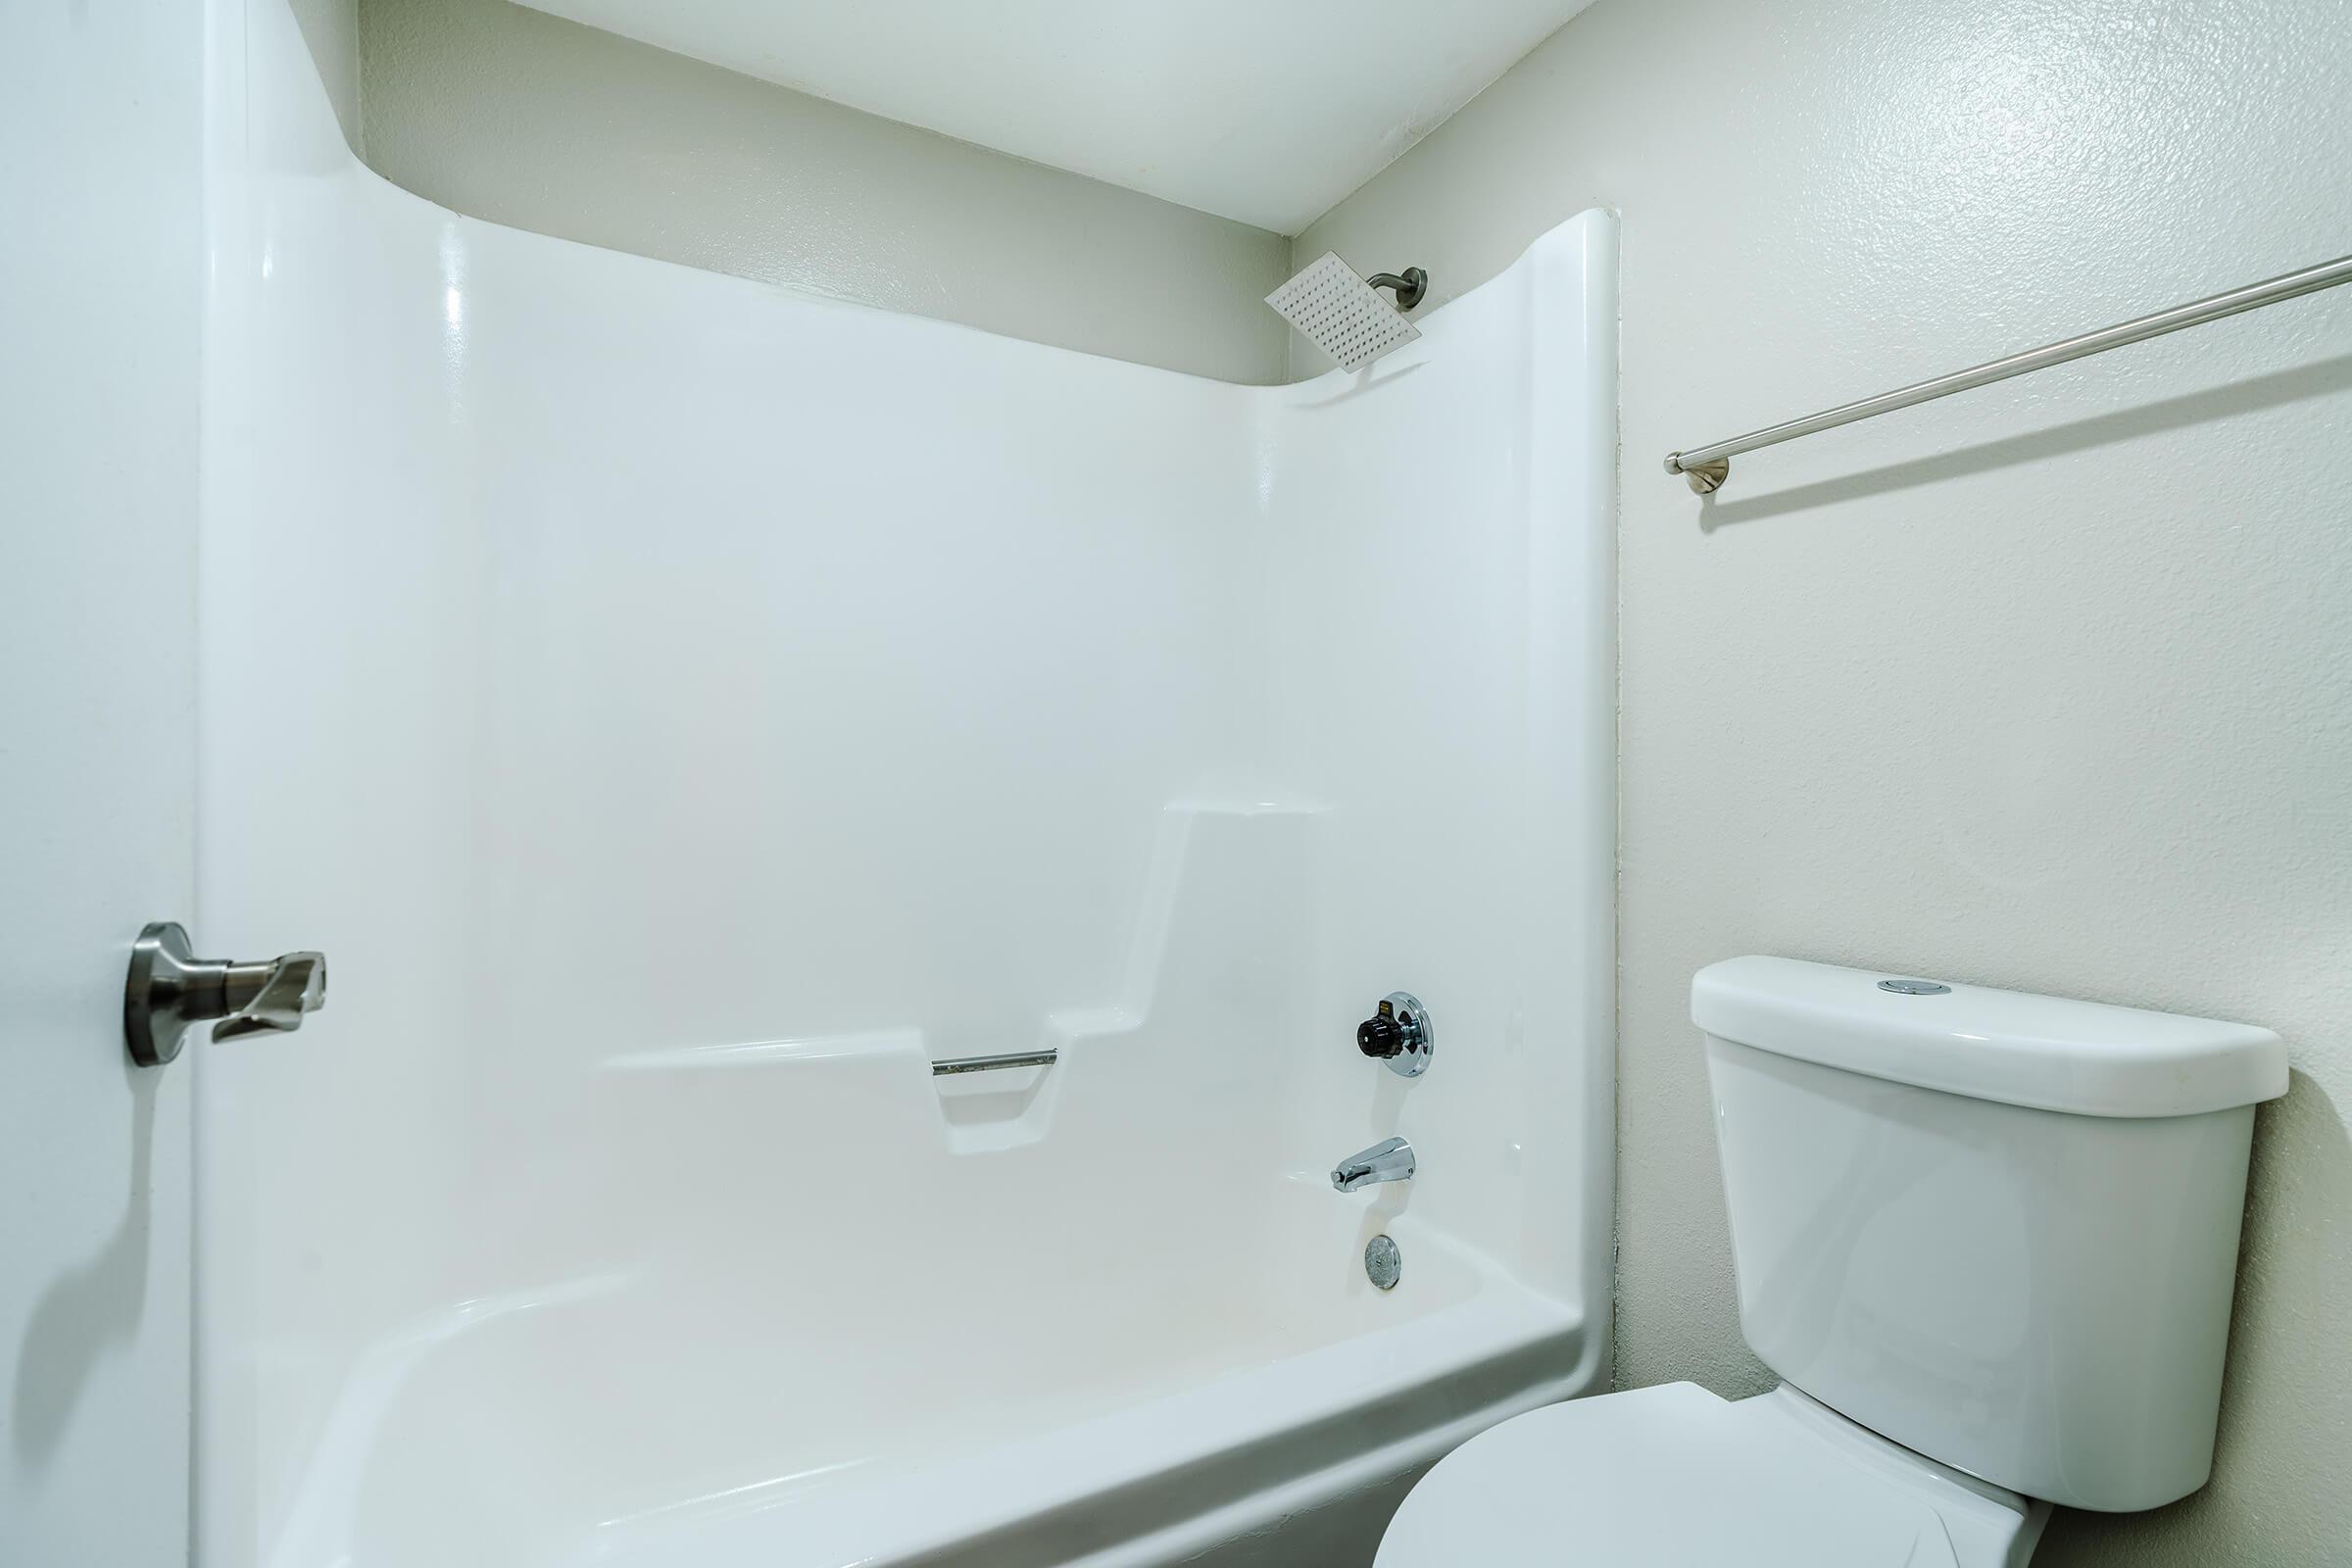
[1879,978,1951,996]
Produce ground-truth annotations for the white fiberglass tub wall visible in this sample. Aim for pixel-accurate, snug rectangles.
[197,7,1615,1565]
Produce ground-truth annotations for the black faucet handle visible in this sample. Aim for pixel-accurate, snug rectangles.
[1353,992,1432,1078]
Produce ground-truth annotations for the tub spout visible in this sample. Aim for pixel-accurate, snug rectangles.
[1330,1137,1415,1193]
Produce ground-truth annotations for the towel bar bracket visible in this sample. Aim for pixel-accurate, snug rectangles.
[1667,454,1731,494]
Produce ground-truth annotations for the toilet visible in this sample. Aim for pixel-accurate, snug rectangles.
[1377,956,2288,1566]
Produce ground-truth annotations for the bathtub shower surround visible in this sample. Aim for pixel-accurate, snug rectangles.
[194,6,1617,1564]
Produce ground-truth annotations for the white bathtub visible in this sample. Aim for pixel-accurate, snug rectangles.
[197,8,1616,1563]
[273,1073,1589,1567]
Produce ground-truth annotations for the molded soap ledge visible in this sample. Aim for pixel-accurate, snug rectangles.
[934,801,1324,1152]
[594,801,1325,1154]
[601,1028,928,1072]
[933,1055,1064,1153]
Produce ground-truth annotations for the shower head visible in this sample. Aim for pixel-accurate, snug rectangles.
[1265,253,1428,371]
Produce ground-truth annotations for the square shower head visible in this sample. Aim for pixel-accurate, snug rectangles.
[1266,252,1421,372]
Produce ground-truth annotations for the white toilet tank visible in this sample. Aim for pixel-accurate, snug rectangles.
[1691,956,2287,1514]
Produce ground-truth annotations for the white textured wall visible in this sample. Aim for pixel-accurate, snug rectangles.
[1297,0,2352,1561]
[351,0,1294,383]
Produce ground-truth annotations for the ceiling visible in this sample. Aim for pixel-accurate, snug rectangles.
[512,0,1595,234]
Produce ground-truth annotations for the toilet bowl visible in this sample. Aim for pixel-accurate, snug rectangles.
[1376,956,2285,1565]
[1375,1382,2048,1567]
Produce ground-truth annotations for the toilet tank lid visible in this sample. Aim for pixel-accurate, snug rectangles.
[1691,956,2287,1118]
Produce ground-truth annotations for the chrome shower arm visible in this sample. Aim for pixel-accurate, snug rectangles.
[1363,268,1428,310]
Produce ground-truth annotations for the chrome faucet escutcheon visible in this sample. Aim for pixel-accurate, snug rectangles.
[1355,991,1432,1078]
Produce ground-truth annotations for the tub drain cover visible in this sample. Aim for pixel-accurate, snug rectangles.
[1365,1235,1402,1291]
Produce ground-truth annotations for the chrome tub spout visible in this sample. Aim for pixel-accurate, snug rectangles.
[1330,1137,1415,1193]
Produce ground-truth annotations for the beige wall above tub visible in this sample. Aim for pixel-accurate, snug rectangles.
[1295,0,2352,1562]
[332,0,1294,384]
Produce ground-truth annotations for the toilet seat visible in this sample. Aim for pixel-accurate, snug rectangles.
[1376,1382,2043,1567]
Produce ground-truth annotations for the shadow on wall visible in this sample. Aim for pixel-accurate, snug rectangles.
[2041,1069,2351,1564]
[12,1062,157,1468]
[1690,350,2352,528]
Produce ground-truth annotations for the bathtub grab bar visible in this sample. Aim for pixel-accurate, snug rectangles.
[931,1049,1059,1076]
